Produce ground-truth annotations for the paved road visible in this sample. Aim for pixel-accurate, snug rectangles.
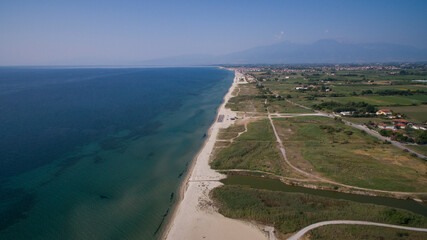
[287,220,427,240]
[264,226,276,240]
[270,90,426,159]
[340,118,426,159]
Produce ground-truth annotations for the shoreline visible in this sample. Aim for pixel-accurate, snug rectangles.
[159,81,222,239]
[162,69,268,240]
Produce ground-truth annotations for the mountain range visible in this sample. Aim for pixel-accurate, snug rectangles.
[139,39,427,65]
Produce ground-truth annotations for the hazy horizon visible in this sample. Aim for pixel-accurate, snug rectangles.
[1,0,427,65]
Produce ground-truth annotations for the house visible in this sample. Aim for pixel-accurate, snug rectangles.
[377,123,395,130]
[411,125,427,130]
[340,111,353,116]
[395,123,407,129]
[392,119,409,125]
[295,86,308,90]
[376,109,392,115]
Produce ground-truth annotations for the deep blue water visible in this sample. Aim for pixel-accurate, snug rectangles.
[0,67,233,239]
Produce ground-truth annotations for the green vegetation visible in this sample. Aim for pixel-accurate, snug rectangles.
[379,129,427,144]
[211,66,427,239]
[211,119,285,175]
[217,123,245,140]
[233,119,274,141]
[406,145,427,157]
[390,105,427,124]
[212,185,427,235]
[225,84,267,112]
[267,98,313,113]
[252,66,427,111]
[320,95,424,106]
[313,101,376,115]
[274,116,427,191]
[309,225,427,240]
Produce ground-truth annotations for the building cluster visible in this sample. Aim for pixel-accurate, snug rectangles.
[375,109,426,131]
[240,65,401,73]
[295,85,317,90]
[231,67,262,73]
[295,85,331,92]
[245,75,257,83]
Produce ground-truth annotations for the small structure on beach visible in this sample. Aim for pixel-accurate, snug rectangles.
[217,114,224,122]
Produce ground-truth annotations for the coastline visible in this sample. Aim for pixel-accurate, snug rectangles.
[162,69,268,240]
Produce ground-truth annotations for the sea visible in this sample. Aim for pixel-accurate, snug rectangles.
[0,67,234,240]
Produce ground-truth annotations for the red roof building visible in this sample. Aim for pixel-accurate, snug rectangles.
[393,119,409,124]
[376,109,392,115]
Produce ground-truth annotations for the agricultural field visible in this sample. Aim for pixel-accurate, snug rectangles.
[273,116,427,192]
[390,105,427,123]
[316,95,425,106]
[251,67,427,110]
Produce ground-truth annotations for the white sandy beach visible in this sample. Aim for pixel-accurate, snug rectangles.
[163,70,268,240]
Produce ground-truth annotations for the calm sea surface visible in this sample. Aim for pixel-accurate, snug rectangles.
[0,67,233,239]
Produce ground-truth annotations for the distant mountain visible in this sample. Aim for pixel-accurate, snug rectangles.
[139,39,427,65]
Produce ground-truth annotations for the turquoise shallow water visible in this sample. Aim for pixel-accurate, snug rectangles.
[0,67,233,239]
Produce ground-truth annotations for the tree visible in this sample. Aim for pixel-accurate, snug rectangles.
[416,131,427,144]
[399,70,408,75]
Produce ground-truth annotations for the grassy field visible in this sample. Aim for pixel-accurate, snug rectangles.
[390,105,427,123]
[341,117,387,125]
[406,145,427,157]
[212,185,427,236]
[217,123,245,140]
[211,119,287,175]
[273,116,427,192]
[267,98,314,113]
[317,95,425,106]
[225,84,267,112]
[309,224,427,240]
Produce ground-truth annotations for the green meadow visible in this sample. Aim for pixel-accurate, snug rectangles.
[212,185,427,237]
[274,116,427,192]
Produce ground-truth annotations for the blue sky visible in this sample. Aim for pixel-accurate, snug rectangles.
[1,0,426,65]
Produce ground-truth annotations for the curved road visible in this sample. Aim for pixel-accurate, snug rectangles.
[287,220,427,240]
